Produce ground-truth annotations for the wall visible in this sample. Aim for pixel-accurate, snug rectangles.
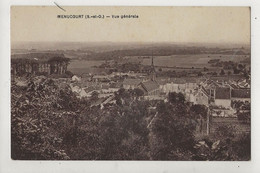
[215,99,231,108]
[231,98,251,102]
[11,60,68,76]
[196,93,209,106]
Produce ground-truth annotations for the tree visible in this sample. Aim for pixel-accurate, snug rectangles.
[212,72,218,76]
[190,104,208,119]
[168,92,185,104]
[238,63,244,70]
[115,88,131,106]
[220,69,225,76]
[233,66,240,74]
[203,67,208,71]
[12,76,250,161]
[65,70,74,77]
[150,102,196,160]
[11,77,77,160]
[168,92,178,103]
[177,92,185,103]
[131,88,144,97]
[237,111,250,122]
[90,91,99,101]
[192,125,251,161]
[91,99,150,160]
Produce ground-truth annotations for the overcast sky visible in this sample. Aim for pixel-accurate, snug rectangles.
[11,6,250,44]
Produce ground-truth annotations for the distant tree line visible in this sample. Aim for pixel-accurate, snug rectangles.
[80,47,249,61]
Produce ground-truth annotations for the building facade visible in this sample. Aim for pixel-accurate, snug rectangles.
[11,53,70,76]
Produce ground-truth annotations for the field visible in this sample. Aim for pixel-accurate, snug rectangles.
[68,60,105,75]
[141,54,249,68]
[68,54,250,75]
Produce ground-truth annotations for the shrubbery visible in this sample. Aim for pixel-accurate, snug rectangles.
[11,79,250,160]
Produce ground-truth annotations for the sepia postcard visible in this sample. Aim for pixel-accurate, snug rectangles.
[9,6,251,161]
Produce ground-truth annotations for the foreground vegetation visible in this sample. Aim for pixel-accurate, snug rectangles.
[11,77,250,160]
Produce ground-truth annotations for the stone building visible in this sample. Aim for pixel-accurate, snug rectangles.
[11,53,70,76]
[214,87,231,108]
[138,80,160,96]
[123,78,142,89]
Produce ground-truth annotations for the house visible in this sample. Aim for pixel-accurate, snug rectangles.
[72,75,81,82]
[186,87,209,106]
[92,75,110,82]
[156,79,168,93]
[160,78,186,94]
[229,83,240,89]
[90,97,107,108]
[100,84,120,94]
[70,84,81,93]
[214,87,231,108]
[70,83,94,99]
[171,78,186,92]
[237,79,250,88]
[78,88,88,98]
[158,77,198,95]
[201,79,221,101]
[109,82,123,89]
[98,84,119,98]
[161,83,175,94]
[14,77,29,87]
[202,79,220,90]
[184,78,198,96]
[138,80,160,96]
[101,87,120,94]
[83,86,100,98]
[122,78,142,89]
[102,95,116,105]
[185,78,198,91]
[195,87,209,106]
[231,89,250,102]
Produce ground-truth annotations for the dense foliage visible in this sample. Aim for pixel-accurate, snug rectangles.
[11,77,250,160]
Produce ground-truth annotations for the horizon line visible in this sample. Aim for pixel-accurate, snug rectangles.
[12,41,250,45]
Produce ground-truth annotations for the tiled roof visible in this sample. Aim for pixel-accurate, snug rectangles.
[169,78,186,84]
[215,87,231,100]
[123,78,142,85]
[109,82,122,88]
[84,86,101,93]
[91,98,107,107]
[231,89,250,98]
[84,86,96,93]
[140,80,159,92]
[92,75,109,79]
[201,86,210,96]
[230,84,239,89]
[156,79,168,85]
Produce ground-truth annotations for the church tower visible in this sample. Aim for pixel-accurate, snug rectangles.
[151,51,156,81]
